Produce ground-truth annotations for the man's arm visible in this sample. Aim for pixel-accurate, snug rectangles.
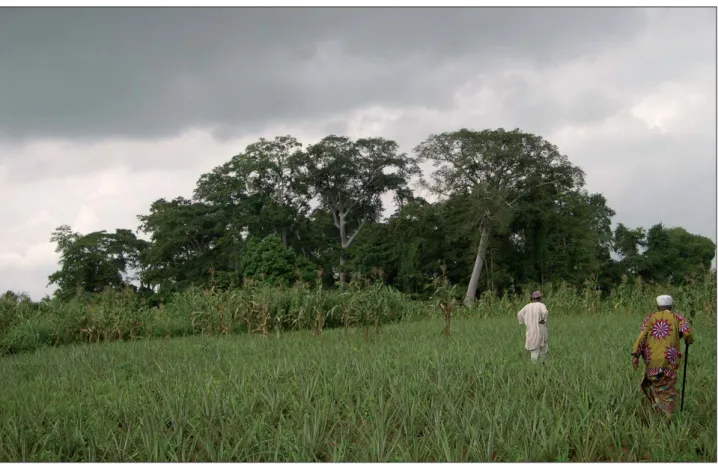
[517,307,526,325]
[539,306,548,325]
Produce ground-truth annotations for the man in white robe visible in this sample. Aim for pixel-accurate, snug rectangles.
[517,290,549,361]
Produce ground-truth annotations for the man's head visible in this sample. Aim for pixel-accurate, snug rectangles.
[531,290,542,303]
[656,295,673,310]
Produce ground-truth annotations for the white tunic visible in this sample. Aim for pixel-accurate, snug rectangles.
[517,302,549,351]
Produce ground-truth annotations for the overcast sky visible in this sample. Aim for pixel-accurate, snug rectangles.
[0,7,715,299]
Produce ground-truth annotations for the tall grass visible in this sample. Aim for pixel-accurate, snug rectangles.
[1,272,715,355]
[0,313,714,461]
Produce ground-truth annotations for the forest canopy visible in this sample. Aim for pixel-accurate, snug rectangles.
[41,129,716,305]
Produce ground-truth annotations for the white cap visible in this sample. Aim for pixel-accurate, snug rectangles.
[656,295,673,307]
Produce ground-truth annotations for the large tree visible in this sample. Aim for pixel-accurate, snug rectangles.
[240,234,316,286]
[415,128,585,306]
[352,196,455,295]
[137,197,228,293]
[300,135,419,285]
[194,135,309,248]
[640,224,714,284]
[48,225,147,300]
[503,188,615,287]
[611,223,715,285]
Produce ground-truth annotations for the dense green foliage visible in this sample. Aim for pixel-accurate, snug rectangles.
[1,312,714,461]
[240,234,316,286]
[32,128,713,307]
[48,226,147,300]
[1,274,714,356]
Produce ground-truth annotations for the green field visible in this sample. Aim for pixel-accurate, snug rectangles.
[1,313,715,462]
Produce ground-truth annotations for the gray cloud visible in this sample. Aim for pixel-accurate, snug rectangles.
[0,7,646,143]
[575,132,716,241]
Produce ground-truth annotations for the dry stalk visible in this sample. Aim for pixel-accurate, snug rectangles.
[316,269,324,288]
[364,311,371,341]
[242,304,255,335]
[218,302,229,335]
[260,304,270,337]
[433,263,456,337]
[343,307,350,333]
[441,301,452,337]
[230,306,237,332]
[313,311,325,337]
[274,315,283,338]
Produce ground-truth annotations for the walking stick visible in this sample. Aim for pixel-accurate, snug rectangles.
[680,341,689,412]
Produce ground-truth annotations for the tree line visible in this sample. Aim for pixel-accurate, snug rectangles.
[43,128,716,306]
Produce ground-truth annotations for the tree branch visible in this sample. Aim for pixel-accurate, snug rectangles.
[345,219,367,248]
[330,208,341,229]
[506,179,561,208]
[346,163,384,217]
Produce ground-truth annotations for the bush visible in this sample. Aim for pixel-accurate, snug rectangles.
[0,272,714,356]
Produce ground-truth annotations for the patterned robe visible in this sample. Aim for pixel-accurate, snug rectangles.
[632,310,694,378]
[631,309,694,415]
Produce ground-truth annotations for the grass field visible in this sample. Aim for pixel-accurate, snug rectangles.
[0,313,715,462]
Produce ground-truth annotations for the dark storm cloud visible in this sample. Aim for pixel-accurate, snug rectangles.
[0,7,646,142]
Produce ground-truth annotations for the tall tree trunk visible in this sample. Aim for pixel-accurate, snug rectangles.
[335,212,365,287]
[339,251,347,286]
[490,247,495,293]
[338,215,348,286]
[281,228,288,248]
[464,223,491,307]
